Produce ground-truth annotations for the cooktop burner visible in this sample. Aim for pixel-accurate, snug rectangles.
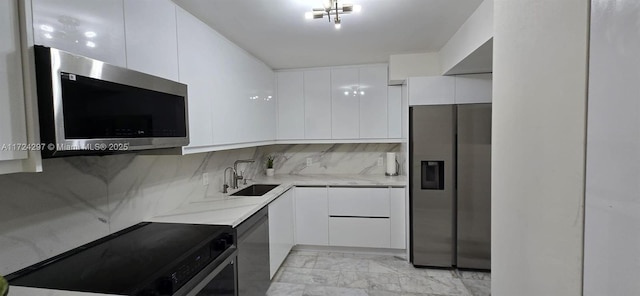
[7,222,234,295]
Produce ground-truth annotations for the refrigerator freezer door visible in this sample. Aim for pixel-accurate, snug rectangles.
[410,105,456,267]
[456,104,492,270]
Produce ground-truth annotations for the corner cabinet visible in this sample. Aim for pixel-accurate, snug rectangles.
[0,0,40,175]
[176,7,275,153]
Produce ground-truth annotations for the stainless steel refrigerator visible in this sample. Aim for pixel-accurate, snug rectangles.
[409,104,491,270]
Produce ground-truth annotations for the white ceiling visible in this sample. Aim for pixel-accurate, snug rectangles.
[172,0,484,70]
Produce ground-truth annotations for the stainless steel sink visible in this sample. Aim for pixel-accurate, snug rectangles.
[230,184,279,196]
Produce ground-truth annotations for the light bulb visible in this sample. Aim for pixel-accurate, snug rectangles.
[335,22,341,29]
[40,24,54,32]
[305,12,313,20]
[353,5,362,13]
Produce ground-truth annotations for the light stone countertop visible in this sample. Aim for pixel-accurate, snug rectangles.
[148,174,407,227]
[9,174,406,296]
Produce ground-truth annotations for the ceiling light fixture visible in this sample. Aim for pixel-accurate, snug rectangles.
[306,0,360,29]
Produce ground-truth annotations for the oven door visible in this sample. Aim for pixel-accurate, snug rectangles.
[175,248,237,296]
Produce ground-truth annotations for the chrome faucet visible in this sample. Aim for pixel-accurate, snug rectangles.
[233,159,255,189]
[223,166,234,193]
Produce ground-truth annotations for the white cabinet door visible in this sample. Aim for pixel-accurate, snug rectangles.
[388,85,402,139]
[359,65,388,139]
[408,76,455,106]
[32,0,127,67]
[304,70,332,139]
[239,57,275,144]
[208,29,275,145]
[123,0,179,81]
[328,187,390,217]
[294,187,329,245]
[176,8,214,147]
[269,188,294,279]
[455,74,492,104]
[389,187,406,249]
[277,71,304,140]
[331,68,360,139]
[0,0,27,164]
[329,217,391,248]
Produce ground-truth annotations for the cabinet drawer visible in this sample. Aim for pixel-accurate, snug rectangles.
[328,187,390,217]
[329,217,391,248]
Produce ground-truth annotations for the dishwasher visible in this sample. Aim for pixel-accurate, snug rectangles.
[236,207,270,296]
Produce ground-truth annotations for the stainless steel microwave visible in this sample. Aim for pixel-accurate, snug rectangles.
[34,46,189,158]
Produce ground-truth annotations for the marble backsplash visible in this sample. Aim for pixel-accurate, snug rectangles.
[0,143,403,275]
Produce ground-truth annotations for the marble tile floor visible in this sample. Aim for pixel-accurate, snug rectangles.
[267,250,490,296]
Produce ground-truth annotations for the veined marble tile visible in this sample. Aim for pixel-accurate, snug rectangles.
[314,256,371,272]
[461,279,490,296]
[0,157,109,275]
[267,282,305,296]
[457,270,491,280]
[399,274,471,296]
[277,267,340,286]
[337,270,402,292]
[256,144,403,175]
[302,285,368,296]
[283,254,317,268]
[107,153,208,232]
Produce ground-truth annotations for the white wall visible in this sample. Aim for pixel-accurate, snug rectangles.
[388,52,440,85]
[439,0,493,75]
[492,1,589,295]
[583,1,640,295]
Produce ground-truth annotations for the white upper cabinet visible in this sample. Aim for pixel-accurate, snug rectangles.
[408,76,455,106]
[176,7,215,148]
[176,6,274,150]
[359,65,388,139]
[304,69,331,139]
[276,65,397,142]
[209,32,275,145]
[331,68,360,139]
[454,73,492,104]
[239,56,275,144]
[408,75,493,106]
[388,86,402,139]
[0,0,28,171]
[31,0,127,67]
[123,0,179,81]
[276,71,304,140]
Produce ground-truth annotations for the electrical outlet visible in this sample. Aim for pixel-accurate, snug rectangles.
[306,158,313,166]
[202,173,209,185]
[377,157,384,166]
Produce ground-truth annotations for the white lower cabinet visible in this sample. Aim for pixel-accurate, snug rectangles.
[329,217,391,248]
[272,186,405,260]
[294,187,329,246]
[389,187,407,249]
[268,188,294,279]
[328,187,390,217]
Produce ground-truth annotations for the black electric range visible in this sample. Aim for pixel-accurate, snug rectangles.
[6,222,236,295]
